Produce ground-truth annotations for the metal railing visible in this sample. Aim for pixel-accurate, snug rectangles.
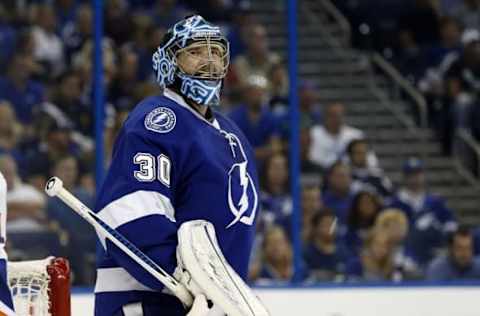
[308,0,480,183]
[454,129,480,185]
[314,0,351,46]
[370,53,428,129]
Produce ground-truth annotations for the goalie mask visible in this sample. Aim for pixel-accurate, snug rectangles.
[152,15,230,107]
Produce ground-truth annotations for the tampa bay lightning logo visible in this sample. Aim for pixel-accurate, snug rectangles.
[222,132,258,229]
[144,107,176,133]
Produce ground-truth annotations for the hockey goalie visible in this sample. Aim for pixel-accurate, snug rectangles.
[91,14,270,316]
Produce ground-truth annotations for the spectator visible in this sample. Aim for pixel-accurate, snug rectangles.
[344,190,383,256]
[389,157,458,267]
[309,102,375,169]
[0,154,46,234]
[344,139,393,199]
[72,38,117,91]
[25,119,80,190]
[31,3,65,78]
[426,16,462,69]
[375,208,420,279]
[345,228,401,282]
[426,226,480,280]
[109,47,140,110]
[152,0,190,29]
[432,29,480,154]
[226,7,255,60]
[47,155,95,284]
[395,27,428,81]
[0,53,44,124]
[62,4,92,64]
[275,80,322,144]
[259,153,291,233]
[299,122,323,178]
[104,108,130,164]
[445,29,480,94]
[298,80,322,124]
[0,5,16,71]
[301,184,323,242]
[322,161,358,228]
[304,210,348,282]
[0,153,65,261]
[233,23,280,92]
[129,14,162,81]
[54,0,79,30]
[398,0,439,47]
[186,0,233,24]
[47,70,92,137]
[228,74,282,162]
[268,61,289,111]
[451,0,480,30]
[0,101,24,168]
[252,225,306,284]
[104,0,132,45]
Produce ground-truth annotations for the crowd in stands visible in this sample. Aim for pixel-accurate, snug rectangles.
[0,0,479,287]
[336,0,480,161]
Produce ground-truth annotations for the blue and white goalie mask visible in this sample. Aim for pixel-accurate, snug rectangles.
[152,15,230,107]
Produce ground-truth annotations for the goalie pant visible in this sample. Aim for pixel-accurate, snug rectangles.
[94,88,260,316]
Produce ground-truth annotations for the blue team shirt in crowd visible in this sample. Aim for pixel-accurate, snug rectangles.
[426,256,480,281]
[0,77,44,123]
[228,104,279,148]
[303,241,349,279]
[94,89,259,316]
[389,192,457,266]
[322,189,355,227]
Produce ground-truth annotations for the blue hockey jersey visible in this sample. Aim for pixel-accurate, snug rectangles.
[94,89,259,315]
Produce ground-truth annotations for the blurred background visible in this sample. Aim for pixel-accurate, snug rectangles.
[0,0,480,301]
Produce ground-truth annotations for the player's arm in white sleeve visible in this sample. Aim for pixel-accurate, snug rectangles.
[0,172,16,316]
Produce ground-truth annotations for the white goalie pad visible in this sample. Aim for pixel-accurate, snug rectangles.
[177,220,270,316]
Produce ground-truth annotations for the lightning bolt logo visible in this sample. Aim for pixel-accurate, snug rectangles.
[223,132,258,229]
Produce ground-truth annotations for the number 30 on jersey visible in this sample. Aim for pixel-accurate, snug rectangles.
[133,153,171,187]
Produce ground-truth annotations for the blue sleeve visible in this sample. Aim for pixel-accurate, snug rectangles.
[266,111,281,138]
[431,196,456,226]
[345,257,363,281]
[0,259,14,314]
[425,259,448,281]
[95,127,181,291]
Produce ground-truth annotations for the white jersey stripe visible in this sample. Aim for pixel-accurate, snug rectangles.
[0,299,15,316]
[122,302,143,316]
[95,267,156,293]
[96,190,176,248]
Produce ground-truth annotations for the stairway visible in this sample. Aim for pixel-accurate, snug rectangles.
[250,0,480,224]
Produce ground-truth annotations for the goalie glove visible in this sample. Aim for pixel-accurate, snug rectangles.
[176,220,270,316]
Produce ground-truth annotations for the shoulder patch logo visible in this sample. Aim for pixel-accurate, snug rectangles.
[144,107,176,133]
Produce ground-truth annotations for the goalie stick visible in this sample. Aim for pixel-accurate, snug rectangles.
[44,176,194,308]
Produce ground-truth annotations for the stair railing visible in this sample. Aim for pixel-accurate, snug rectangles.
[454,129,480,185]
